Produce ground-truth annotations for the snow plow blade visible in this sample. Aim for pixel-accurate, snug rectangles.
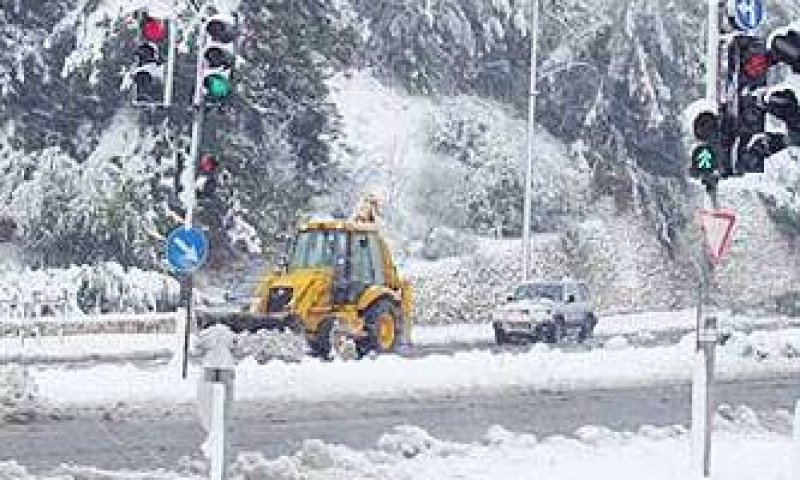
[196,310,302,334]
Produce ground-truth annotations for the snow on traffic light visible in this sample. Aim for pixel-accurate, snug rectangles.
[131,11,175,107]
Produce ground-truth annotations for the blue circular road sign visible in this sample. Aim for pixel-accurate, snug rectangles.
[730,0,764,31]
[166,226,209,274]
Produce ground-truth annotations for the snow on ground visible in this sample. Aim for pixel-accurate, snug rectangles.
[2,410,797,479]
[23,328,800,407]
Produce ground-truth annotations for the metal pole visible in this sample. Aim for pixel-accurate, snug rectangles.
[181,8,208,379]
[522,0,540,282]
[705,0,720,102]
[182,274,192,379]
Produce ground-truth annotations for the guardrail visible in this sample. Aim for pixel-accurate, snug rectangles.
[0,311,181,337]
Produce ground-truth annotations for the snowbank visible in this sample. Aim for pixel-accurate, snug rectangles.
[224,421,792,480]
[4,414,794,479]
[28,328,800,407]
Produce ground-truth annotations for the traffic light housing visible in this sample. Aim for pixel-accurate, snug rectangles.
[763,84,800,131]
[685,99,724,183]
[199,14,237,106]
[197,153,219,199]
[131,12,175,107]
[728,34,771,174]
[768,27,800,73]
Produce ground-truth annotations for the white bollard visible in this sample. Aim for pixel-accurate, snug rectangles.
[209,382,227,480]
[691,349,707,478]
[197,325,236,480]
[691,316,717,479]
[793,400,800,479]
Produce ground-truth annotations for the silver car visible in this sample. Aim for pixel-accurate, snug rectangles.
[491,279,597,344]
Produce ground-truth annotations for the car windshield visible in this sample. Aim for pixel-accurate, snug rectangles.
[513,283,563,301]
[289,230,346,269]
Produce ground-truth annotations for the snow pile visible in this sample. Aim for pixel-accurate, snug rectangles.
[222,422,791,480]
[31,327,800,407]
[5,417,792,480]
[193,324,307,364]
[0,365,51,424]
[723,329,800,360]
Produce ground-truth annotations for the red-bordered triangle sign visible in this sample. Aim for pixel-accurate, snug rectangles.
[698,209,737,264]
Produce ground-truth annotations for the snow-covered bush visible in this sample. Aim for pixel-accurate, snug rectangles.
[0,262,180,316]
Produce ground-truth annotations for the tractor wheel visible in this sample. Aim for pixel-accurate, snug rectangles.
[310,317,351,360]
[362,300,401,355]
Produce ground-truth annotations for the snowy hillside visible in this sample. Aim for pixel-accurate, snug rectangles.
[1,0,800,315]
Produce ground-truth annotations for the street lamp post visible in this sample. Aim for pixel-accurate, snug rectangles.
[523,0,540,282]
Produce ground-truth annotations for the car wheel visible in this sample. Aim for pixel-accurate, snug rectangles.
[493,322,508,345]
[551,316,566,344]
[578,313,597,343]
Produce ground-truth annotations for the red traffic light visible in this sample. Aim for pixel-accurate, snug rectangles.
[142,17,167,42]
[743,53,770,79]
[199,154,217,174]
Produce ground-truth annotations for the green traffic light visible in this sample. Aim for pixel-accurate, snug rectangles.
[205,73,231,99]
[692,144,717,172]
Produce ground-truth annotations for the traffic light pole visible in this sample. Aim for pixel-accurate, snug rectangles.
[692,1,722,476]
[178,9,209,379]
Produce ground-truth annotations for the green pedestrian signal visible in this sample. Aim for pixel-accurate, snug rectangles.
[690,144,717,178]
[696,147,714,170]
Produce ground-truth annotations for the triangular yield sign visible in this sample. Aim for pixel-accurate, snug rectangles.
[698,209,737,264]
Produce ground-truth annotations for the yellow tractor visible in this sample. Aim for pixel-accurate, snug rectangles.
[199,195,413,358]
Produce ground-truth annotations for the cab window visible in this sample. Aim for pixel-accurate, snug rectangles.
[351,233,375,284]
[368,234,386,285]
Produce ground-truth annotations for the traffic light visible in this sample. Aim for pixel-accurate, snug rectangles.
[131,11,175,107]
[197,153,219,199]
[685,99,723,183]
[762,84,800,131]
[767,27,800,73]
[198,15,237,106]
[728,34,771,174]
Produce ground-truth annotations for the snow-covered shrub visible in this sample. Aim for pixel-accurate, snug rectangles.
[0,262,180,316]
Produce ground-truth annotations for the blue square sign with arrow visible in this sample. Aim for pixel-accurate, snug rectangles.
[166,226,209,274]
[729,0,764,31]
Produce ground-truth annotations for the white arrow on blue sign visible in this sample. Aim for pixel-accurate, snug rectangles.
[166,226,209,274]
[730,0,764,31]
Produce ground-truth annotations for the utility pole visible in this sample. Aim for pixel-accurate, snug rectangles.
[522,0,540,282]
